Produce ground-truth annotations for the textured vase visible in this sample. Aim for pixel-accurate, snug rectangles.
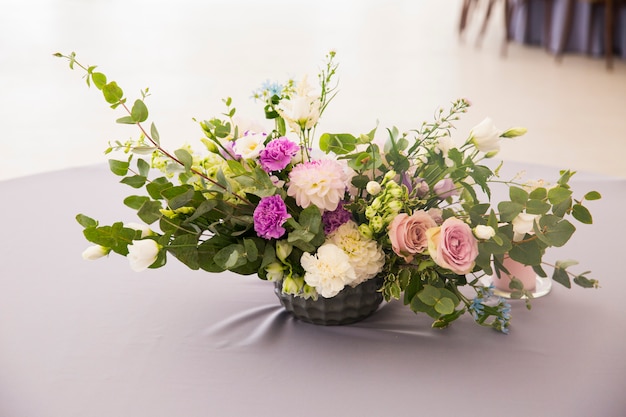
[274,277,384,325]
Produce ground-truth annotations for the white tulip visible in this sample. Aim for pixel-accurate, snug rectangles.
[470,117,502,155]
[127,239,161,272]
[82,245,109,260]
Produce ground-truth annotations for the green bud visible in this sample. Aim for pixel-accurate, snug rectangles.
[370,215,384,233]
[371,197,383,211]
[265,262,284,282]
[386,200,403,214]
[365,206,377,219]
[276,240,293,261]
[501,127,527,138]
[358,224,374,239]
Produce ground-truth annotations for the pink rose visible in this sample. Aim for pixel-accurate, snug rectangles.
[426,218,478,275]
[388,211,437,263]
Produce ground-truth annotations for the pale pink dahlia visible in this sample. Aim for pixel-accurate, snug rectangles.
[287,160,350,212]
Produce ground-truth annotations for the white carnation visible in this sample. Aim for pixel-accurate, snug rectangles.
[327,221,385,285]
[301,243,356,298]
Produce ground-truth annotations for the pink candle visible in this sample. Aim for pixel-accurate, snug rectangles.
[493,257,536,292]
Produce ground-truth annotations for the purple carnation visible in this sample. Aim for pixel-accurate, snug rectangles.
[322,202,353,234]
[259,137,300,172]
[434,178,459,200]
[253,195,291,239]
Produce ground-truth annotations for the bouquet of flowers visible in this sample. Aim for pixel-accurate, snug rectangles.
[56,51,600,333]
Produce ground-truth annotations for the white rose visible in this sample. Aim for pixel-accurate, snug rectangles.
[512,213,540,242]
[82,245,109,260]
[474,225,496,240]
[470,117,501,155]
[127,239,161,272]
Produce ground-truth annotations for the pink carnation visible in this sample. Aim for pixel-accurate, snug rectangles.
[259,137,300,172]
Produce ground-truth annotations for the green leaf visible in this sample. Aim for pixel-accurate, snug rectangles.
[572,204,593,224]
[120,175,147,188]
[555,259,579,269]
[509,186,529,205]
[102,81,124,104]
[116,116,135,124]
[528,187,547,200]
[573,274,598,288]
[175,148,193,171]
[169,234,199,270]
[552,267,571,288]
[137,200,163,224]
[150,123,161,146]
[76,214,98,228]
[123,195,150,210]
[137,158,150,177]
[548,186,573,205]
[497,201,524,222]
[214,244,247,270]
[146,177,173,200]
[243,238,259,262]
[526,199,551,215]
[539,215,576,247]
[108,159,129,176]
[131,99,149,123]
[319,133,357,154]
[91,72,107,90]
[509,239,542,265]
[162,186,195,210]
[584,191,601,201]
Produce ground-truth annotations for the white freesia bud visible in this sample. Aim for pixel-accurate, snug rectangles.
[82,245,110,260]
[470,117,502,155]
[125,222,154,238]
[276,240,293,261]
[127,239,161,272]
[501,127,527,138]
[474,225,496,240]
[265,262,284,282]
[512,213,540,242]
[366,181,381,195]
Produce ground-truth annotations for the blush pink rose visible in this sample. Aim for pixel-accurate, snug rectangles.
[426,217,478,275]
[388,211,437,263]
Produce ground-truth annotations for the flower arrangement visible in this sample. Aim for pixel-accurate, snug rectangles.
[56,51,600,333]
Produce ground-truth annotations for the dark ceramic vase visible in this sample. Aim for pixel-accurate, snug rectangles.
[274,277,383,325]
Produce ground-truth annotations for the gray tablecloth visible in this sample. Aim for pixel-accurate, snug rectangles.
[1,163,625,417]
[510,0,626,59]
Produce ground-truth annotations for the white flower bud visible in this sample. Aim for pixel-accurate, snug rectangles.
[125,222,154,238]
[265,262,284,282]
[276,240,293,261]
[474,225,496,240]
[82,245,110,260]
[127,239,161,272]
[366,181,381,195]
[470,117,502,154]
